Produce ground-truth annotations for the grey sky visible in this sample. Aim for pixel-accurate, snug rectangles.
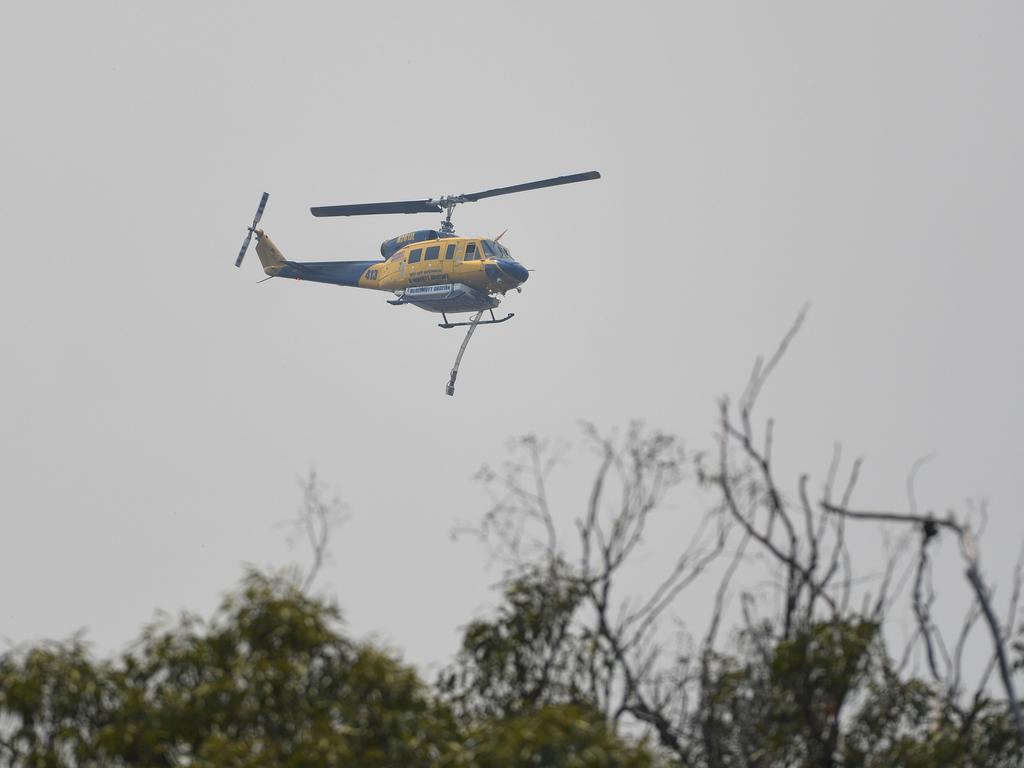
[2,2,1022,677]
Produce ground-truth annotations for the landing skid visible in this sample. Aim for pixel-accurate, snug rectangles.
[439,309,514,329]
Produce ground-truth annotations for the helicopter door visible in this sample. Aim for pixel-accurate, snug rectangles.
[454,241,478,282]
[406,247,423,282]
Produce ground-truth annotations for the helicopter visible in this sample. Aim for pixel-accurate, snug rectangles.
[234,171,601,330]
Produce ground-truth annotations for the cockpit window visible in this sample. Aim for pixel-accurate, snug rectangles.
[481,239,512,260]
[463,241,479,261]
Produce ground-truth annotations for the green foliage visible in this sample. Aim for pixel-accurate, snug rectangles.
[765,619,877,762]
[454,704,654,768]
[0,638,116,767]
[440,561,591,720]
[0,572,455,767]
[2,571,1019,767]
[687,620,1021,767]
[843,674,1020,768]
[0,571,650,767]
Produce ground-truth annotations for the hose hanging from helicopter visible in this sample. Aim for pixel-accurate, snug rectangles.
[445,310,485,396]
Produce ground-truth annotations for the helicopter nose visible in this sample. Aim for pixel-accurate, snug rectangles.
[498,260,529,284]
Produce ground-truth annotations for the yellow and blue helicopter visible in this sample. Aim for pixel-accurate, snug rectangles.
[234,171,600,329]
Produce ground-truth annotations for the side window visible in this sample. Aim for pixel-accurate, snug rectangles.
[464,242,478,261]
[409,248,422,264]
[424,245,440,261]
[482,240,497,258]
[445,243,456,260]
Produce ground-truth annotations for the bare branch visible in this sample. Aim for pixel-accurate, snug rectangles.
[739,303,809,424]
[824,498,1024,749]
[289,469,348,593]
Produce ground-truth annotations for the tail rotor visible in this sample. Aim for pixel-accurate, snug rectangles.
[235,192,269,267]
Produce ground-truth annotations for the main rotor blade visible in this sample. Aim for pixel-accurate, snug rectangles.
[459,171,600,202]
[310,200,442,217]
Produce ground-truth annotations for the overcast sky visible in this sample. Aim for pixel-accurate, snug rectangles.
[2,2,1022,678]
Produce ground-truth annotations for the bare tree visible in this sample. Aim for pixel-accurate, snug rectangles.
[457,308,1024,765]
[820,501,1024,746]
[288,469,348,592]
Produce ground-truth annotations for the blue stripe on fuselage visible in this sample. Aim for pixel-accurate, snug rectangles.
[276,260,378,286]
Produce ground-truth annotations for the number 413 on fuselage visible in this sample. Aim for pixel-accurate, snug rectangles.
[234,171,600,329]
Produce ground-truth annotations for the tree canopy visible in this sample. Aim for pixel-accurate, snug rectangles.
[3,319,1023,766]
[0,571,651,767]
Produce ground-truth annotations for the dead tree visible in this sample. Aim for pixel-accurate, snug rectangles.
[288,469,348,592]
[460,308,1024,764]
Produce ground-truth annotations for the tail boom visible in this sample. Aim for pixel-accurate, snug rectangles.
[254,232,379,287]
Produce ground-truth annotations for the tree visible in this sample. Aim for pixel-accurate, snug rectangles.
[0,571,454,767]
[0,569,653,767]
[457,703,655,768]
[452,310,1024,766]
[5,312,1022,766]
[440,560,591,721]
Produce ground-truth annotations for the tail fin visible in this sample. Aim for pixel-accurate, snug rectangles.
[254,231,286,275]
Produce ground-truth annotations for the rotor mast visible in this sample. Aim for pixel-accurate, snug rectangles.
[413,193,469,236]
[436,197,460,235]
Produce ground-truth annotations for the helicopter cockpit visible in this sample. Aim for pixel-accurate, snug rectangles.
[481,239,514,261]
